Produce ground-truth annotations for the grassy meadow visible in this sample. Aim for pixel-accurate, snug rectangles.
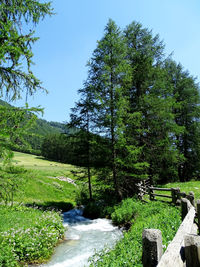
[4,151,85,208]
[0,151,83,266]
[12,151,82,177]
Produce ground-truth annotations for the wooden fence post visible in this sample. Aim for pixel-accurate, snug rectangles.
[181,198,191,221]
[187,191,195,206]
[184,234,200,267]
[197,200,200,234]
[142,229,163,267]
[149,187,154,201]
[171,188,180,205]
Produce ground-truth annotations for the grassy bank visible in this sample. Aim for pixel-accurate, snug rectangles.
[165,180,200,199]
[0,206,65,266]
[0,152,82,266]
[89,179,200,266]
[1,152,198,266]
[90,199,181,267]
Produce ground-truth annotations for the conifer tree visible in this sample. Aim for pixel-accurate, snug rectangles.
[164,59,200,181]
[0,0,53,161]
[124,22,180,183]
[69,83,97,200]
[86,19,132,197]
[0,0,53,100]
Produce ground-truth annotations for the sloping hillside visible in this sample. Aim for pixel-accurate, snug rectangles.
[0,99,67,154]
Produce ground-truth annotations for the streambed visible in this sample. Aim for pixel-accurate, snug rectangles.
[40,209,123,267]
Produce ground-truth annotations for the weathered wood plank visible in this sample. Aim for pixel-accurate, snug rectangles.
[157,205,196,267]
[142,229,163,267]
[197,200,200,234]
[152,193,172,199]
[149,187,172,192]
[184,234,200,267]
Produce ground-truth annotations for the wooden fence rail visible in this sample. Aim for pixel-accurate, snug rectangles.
[136,179,199,266]
[142,198,200,267]
[142,197,200,267]
[137,180,195,207]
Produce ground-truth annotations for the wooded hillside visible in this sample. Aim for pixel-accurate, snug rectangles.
[0,99,66,154]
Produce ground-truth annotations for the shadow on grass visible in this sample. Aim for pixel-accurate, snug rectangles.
[26,201,74,212]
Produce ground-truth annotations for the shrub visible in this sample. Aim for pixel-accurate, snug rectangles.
[111,198,140,226]
[0,206,65,265]
[0,243,19,267]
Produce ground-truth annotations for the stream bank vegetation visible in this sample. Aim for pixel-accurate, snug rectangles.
[1,1,200,266]
[0,156,80,266]
[0,206,64,267]
[89,200,181,267]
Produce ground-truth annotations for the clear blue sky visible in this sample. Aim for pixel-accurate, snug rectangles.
[12,0,200,123]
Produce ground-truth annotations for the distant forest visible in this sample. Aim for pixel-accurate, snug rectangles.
[0,99,67,155]
[41,20,200,199]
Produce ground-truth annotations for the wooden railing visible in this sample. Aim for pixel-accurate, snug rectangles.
[142,186,200,267]
[136,180,200,266]
[141,193,200,267]
[136,178,151,200]
[136,180,195,206]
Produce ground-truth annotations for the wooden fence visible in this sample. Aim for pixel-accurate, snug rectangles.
[137,181,195,206]
[136,180,200,267]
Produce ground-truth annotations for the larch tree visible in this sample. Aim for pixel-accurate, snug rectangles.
[124,22,181,184]
[164,59,200,181]
[86,19,132,198]
[69,83,99,200]
[0,0,53,161]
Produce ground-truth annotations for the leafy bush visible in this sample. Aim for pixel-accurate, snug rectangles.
[75,184,90,205]
[111,198,140,225]
[0,206,65,266]
[0,243,19,267]
[90,201,181,267]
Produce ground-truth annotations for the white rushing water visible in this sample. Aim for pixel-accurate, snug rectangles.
[40,209,123,267]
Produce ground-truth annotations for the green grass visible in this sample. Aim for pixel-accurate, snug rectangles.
[0,205,46,232]
[142,180,200,203]
[90,200,181,267]
[1,151,199,266]
[0,206,65,266]
[165,180,200,200]
[0,151,87,208]
[12,151,83,178]
[0,151,83,266]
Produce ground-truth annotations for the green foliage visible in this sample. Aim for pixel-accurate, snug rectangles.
[0,0,53,100]
[0,103,43,163]
[111,198,140,225]
[0,0,53,165]
[164,59,200,181]
[0,243,19,267]
[0,152,79,265]
[66,19,200,189]
[0,98,67,155]
[0,205,64,265]
[89,201,181,267]
[0,152,79,207]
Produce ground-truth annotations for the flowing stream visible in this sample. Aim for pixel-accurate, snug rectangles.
[40,209,123,267]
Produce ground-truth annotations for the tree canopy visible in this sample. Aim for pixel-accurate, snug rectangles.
[0,0,53,161]
[41,19,200,199]
[0,0,53,101]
